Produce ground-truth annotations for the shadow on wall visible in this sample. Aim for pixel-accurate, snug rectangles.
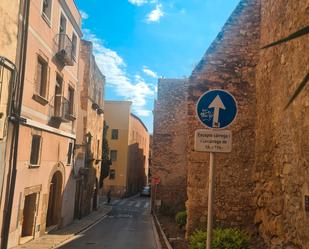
[73,160,101,220]
[127,143,147,197]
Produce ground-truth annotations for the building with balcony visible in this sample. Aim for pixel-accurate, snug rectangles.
[74,40,105,219]
[103,101,150,197]
[6,0,82,247]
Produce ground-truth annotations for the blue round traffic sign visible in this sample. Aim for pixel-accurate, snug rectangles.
[196,89,237,129]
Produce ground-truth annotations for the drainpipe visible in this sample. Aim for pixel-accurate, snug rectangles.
[1,0,30,248]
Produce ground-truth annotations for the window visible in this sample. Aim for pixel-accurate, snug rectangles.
[109,169,115,180]
[68,86,74,115]
[67,142,73,165]
[110,150,117,161]
[30,134,42,166]
[72,33,77,60]
[42,0,52,22]
[54,75,63,116]
[35,56,49,99]
[98,88,103,106]
[58,14,67,50]
[97,139,100,158]
[59,14,66,34]
[111,129,118,140]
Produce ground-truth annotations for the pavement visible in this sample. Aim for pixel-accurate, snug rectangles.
[12,203,112,249]
[58,196,160,249]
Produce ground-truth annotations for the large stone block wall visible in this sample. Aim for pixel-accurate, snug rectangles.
[186,0,260,237]
[254,1,309,248]
[152,78,188,212]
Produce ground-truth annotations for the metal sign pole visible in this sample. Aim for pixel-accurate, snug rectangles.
[195,89,237,249]
[206,152,215,249]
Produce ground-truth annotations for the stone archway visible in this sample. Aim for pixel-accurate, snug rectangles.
[46,163,65,230]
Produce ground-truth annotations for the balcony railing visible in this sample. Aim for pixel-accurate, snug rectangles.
[55,34,74,66]
[52,95,76,122]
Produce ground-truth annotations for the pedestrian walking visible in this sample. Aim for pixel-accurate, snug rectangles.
[107,188,112,204]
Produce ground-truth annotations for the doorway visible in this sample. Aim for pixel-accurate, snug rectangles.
[21,193,37,238]
[46,171,62,229]
[74,178,82,219]
[92,179,98,211]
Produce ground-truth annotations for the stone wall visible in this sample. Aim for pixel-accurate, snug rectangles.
[254,1,309,248]
[186,0,260,237]
[152,78,188,212]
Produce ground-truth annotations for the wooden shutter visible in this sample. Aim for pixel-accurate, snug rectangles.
[45,65,50,99]
[67,142,73,165]
[35,59,42,94]
[30,135,41,165]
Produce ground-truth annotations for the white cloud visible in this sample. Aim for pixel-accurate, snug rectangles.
[135,109,152,117]
[128,0,147,6]
[80,10,89,20]
[179,8,186,14]
[83,29,154,117]
[143,66,158,78]
[146,3,164,22]
[154,85,158,93]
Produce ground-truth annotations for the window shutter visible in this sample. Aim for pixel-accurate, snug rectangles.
[30,135,41,165]
[46,65,50,99]
[67,142,73,165]
[34,60,41,94]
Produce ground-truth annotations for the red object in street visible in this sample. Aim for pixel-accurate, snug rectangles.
[151,177,160,185]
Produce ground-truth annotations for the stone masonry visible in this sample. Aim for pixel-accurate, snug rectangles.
[253,1,309,248]
[152,78,188,212]
[184,0,309,248]
[186,0,261,237]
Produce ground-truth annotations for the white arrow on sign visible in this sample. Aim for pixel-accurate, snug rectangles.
[208,95,226,128]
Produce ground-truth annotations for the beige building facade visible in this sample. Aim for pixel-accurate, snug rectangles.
[74,40,105,218]
[6,0,82,247]
[0,0,22,246]
[104,101,150,197]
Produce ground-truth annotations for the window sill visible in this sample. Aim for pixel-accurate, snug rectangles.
[65,113,76,121]
[33,94,49,106]
[41,13,52,28]
[29,164,40,169]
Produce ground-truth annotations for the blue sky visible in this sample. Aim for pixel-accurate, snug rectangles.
[75,0,239,132]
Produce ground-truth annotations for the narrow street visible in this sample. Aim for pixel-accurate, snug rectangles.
[59,196,158,249]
